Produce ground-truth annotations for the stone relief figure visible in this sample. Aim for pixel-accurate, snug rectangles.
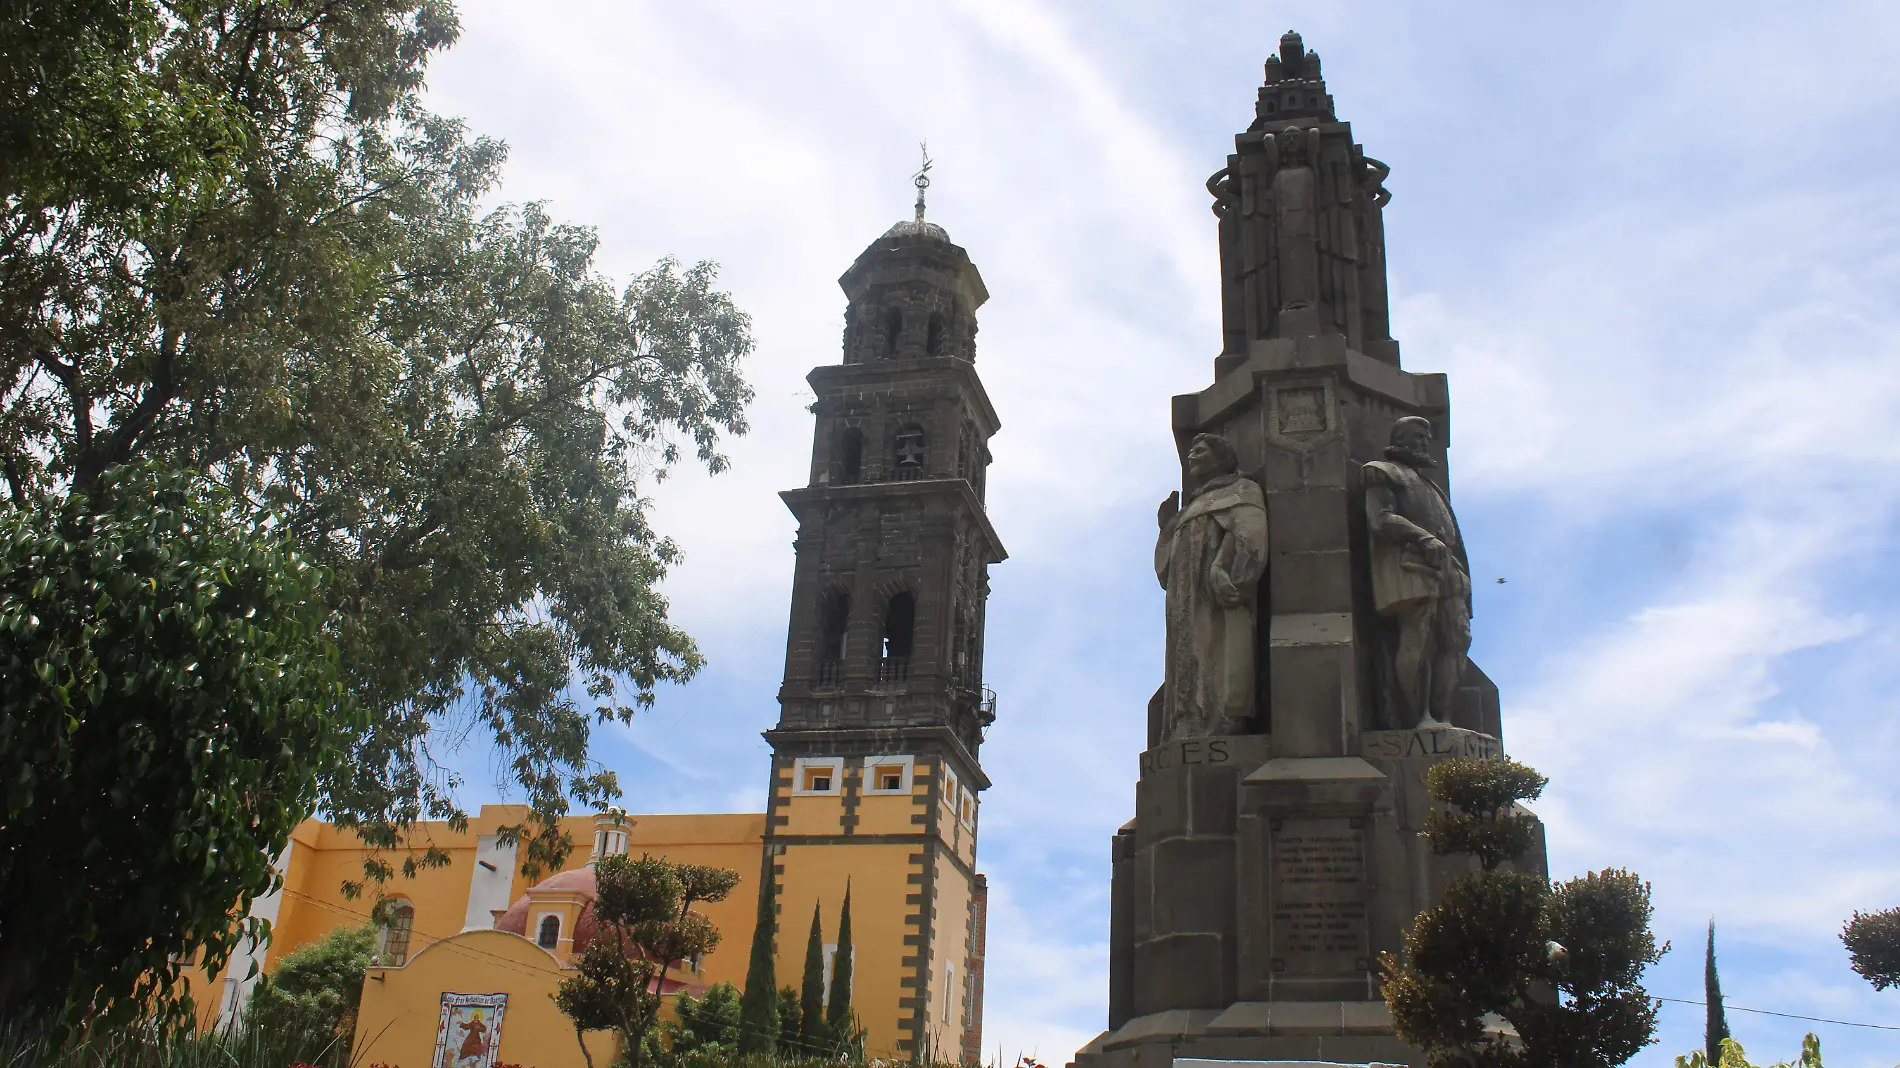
[1155,433,1268,739]
[1363,416,1471,728]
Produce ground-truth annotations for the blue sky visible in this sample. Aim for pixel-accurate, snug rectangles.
[420,2,1900,1064]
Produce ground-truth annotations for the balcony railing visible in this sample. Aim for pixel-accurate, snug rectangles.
[814,659,843,686]
[877,656,911,683]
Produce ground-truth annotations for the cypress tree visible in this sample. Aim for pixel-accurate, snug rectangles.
[1705,920,1731,1066]
[799,901,827,1050]
[738,865,779,1053]
[826,883,855,1043]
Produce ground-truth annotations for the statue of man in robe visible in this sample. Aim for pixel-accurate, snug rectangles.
[1363,416,1471,728]
[1155,433,1268,740]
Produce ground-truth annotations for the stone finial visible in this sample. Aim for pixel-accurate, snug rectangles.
[1255,30,1335,124]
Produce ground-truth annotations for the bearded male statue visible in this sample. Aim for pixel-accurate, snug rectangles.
[1155,433,1267,740]
[1364,416,1472,728]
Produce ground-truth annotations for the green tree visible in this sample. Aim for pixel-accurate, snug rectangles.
[1842,906,1900,991]
[1,0,754,894]
[553,855,739,1068]
[1675,1034,1823,1068]
[1705,921,1731,1066]
[737,868,779,1054]
[798,901,826,1052]
[245,923,378,1067]
[826,885,855,1050]
[656,980,742,1067]
[1381,756,1665,1068]
[775,986,802,1050]
[0,466,343,1031]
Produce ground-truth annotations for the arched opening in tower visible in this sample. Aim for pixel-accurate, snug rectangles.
[818,590,850,685]
[894,425,926,480]
[883,306,904,359]
[880,591,915,681]
[926,311,946,356]
[839,426,864,484]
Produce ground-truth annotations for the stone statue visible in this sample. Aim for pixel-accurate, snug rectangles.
[1155,433,1267,739]
[1363,416,1471,728]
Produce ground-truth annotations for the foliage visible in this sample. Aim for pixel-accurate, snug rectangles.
[1841,906,1900,991]
[653,981,742,1068]
[825,889,854,1049]
[738,871,779,1054]
[774,988,802,1050]
[0,465,343,1031]
[1418,756,1547,872]
[1381,756,1665,1068]
[1704,921,1730,1066]
[1675,1034,1823,1068]
[0,1015,354,1068]
[1,0,756,893]
[553,855,740,1068]
[797,904,826,1053]
[243,924,377,1067]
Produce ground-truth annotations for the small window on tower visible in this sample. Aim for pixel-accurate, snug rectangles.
[794,757,843,795]
[537,914,560,950]
[894,426,926,480]
[877,765,905,791]
[839,427,863,484]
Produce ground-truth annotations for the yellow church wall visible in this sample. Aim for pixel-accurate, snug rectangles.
[922,851,976,1058]
[352,929,617,1068]
[771,839,920,1060]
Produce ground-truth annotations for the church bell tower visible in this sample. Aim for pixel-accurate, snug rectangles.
[760,172,1004,1060]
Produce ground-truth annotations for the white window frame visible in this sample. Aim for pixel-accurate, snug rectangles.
[793,756,845,796]
[863,754,915,794]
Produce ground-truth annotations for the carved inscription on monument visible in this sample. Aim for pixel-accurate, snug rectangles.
[1270,817,1367,973]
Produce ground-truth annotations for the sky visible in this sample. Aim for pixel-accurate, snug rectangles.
[419,2,1900,1064]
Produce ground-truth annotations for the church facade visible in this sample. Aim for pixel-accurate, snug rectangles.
[186,211,1003,1067]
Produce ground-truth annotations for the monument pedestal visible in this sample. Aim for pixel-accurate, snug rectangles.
[1079,726,1521,1068]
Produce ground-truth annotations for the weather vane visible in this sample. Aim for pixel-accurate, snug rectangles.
[912,141,932,224]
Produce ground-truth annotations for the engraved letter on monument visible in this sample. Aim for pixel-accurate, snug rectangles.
[1270,817,1369,974]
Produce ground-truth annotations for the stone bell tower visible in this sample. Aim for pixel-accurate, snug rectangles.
[761,170,1005,1060]
[1072,32,1542,1068]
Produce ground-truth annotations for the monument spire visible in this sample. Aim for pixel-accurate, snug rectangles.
[1071,31,1537,1068]
[1208,26,1397,362]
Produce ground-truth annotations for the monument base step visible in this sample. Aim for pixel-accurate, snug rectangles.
[1069,1003,1422,1068]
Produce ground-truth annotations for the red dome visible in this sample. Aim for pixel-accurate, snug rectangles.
[494,866,602,952]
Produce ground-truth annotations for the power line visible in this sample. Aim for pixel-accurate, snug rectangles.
[1655,996,1900,1032]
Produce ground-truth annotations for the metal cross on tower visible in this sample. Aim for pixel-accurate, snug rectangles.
[913,141,933,223]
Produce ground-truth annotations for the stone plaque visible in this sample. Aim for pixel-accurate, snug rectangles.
[1270,817,1367,973]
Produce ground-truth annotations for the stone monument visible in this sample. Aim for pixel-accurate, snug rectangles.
[1070,31,1544,1068]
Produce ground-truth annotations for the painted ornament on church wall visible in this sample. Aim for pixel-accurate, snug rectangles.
[431,992,508,1068]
